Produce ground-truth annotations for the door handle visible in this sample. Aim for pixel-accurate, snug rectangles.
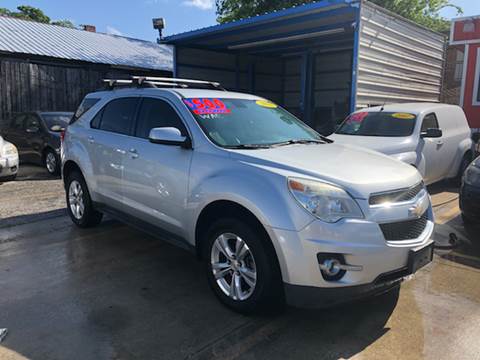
[129,148,138,159]
[436,140,443,146]
[116,148,126,155]
[87,136,94,144]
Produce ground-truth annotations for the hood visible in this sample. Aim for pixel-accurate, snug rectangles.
[229,143,421,199]
[328,134,414,156]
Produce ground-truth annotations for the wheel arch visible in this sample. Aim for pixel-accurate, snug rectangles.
[195,200,275,260]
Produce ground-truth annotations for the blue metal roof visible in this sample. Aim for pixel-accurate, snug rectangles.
[164,0,357,45]
[0,16,173,71]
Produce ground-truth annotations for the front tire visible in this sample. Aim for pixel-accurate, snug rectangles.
[203,218,284,314]
[44,149,60,175]
[65,171,103,228]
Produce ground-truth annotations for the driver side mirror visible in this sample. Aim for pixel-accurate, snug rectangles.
[149,127,191,148]
[420,128,442,138]
[50,125,64,132]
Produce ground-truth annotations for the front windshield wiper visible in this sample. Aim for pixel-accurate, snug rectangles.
[268,138,332,147]
[224,144,272,149]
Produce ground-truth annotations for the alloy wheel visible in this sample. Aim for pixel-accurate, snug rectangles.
[46,152,57,173]
[211,232,257,301]
[68,180,85,220]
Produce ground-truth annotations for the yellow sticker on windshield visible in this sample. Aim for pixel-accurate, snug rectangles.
[256,100,278,108]
[391,112,415,119]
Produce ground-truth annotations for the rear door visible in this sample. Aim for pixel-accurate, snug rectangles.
[88,97,140,209]
[121,97,192,236]
[24,114,44,164]
[4,114,27,158]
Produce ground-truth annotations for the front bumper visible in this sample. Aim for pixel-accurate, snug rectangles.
[460,183,480,221]
[268,194,434,307]
[0,155,19,179]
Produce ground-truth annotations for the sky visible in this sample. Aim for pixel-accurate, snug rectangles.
[0,0,479,42]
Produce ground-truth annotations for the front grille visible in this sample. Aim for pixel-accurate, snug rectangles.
[369,182,424,206]
[380,212,428,241]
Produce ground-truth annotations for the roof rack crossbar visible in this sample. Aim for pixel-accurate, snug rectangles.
[102,76,225,91]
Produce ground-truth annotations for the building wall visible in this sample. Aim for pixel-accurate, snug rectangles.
[450,16,480,129]
[0,56,170,128]
[442,44,464,105]
[355,2,445,108]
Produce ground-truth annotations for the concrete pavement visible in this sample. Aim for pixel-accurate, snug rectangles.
[0,166,479,360]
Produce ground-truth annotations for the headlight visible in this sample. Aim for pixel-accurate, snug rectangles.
[2,144,17,156]
[464,164,480,186]
[288,177,364,223]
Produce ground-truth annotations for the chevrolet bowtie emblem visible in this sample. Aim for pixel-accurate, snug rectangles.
[408,195,429,218]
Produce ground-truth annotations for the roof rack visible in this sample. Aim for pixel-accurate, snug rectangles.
[102,76,225,91]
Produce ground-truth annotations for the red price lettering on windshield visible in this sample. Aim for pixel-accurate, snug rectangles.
[183,98,231,115]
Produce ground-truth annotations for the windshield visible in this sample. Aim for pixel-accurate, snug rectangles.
[336,111,417,137]
[42,114,72,130]
[183,98,324,148]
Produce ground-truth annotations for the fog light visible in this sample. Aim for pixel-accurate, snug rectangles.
[317,253,363,281]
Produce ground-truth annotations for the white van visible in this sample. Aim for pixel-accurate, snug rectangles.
[330,103,473,185]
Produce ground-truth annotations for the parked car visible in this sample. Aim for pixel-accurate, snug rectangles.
[460,155,480,227]
[3,111,73,175]
[0,135,19,181]
[62,78,434,313]
[329,103,473,185]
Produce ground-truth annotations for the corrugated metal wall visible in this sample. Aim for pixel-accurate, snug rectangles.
[176,47,284,104]
[355,1,446,109]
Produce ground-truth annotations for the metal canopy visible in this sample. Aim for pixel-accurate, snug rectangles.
[164,0,358,55]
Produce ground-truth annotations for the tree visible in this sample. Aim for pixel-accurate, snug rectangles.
[0,5,76,28]
[0,5,50,23]
[215,0,463,32]
[51,19,76,28]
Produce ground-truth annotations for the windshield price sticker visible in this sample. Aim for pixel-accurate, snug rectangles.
[183,98,231,115]
[392,113,415,120]
[256,100,278,109]
[348,112,368,123]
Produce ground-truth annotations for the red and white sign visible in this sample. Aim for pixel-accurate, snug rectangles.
[450,16,480,129]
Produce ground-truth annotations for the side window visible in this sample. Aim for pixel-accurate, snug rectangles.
[135,98,187,139]
[90,109,103,129]
[421,113,439,132]
[11,114,25,129]
[25,115,40,132]
[71,98,101,124]
[98,98,139,135]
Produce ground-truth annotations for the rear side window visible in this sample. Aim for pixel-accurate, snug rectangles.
[421,113,439,132]
[71,98,100,124]
[98,98,139,135]
[10,114,25,129]
[135,98,187,139]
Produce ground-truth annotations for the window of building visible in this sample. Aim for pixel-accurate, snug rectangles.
[454,49,465,82]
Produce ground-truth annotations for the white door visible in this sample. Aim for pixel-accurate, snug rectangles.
[121,97,192,237]
[419,112,448,183]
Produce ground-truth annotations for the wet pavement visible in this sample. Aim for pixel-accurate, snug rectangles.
[0,167,479,360]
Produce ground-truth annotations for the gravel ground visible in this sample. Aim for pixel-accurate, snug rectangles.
[0,165,65,225]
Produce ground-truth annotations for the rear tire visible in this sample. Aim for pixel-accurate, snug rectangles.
[44,149,60,175]
[65,171,103,228]
[454,153,472,186]
[203,217,284,314]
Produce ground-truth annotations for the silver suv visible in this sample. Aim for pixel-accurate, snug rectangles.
[62,77,434,313]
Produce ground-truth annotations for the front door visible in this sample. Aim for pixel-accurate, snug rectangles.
[122,97,192,237]
[418,112,444,183]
